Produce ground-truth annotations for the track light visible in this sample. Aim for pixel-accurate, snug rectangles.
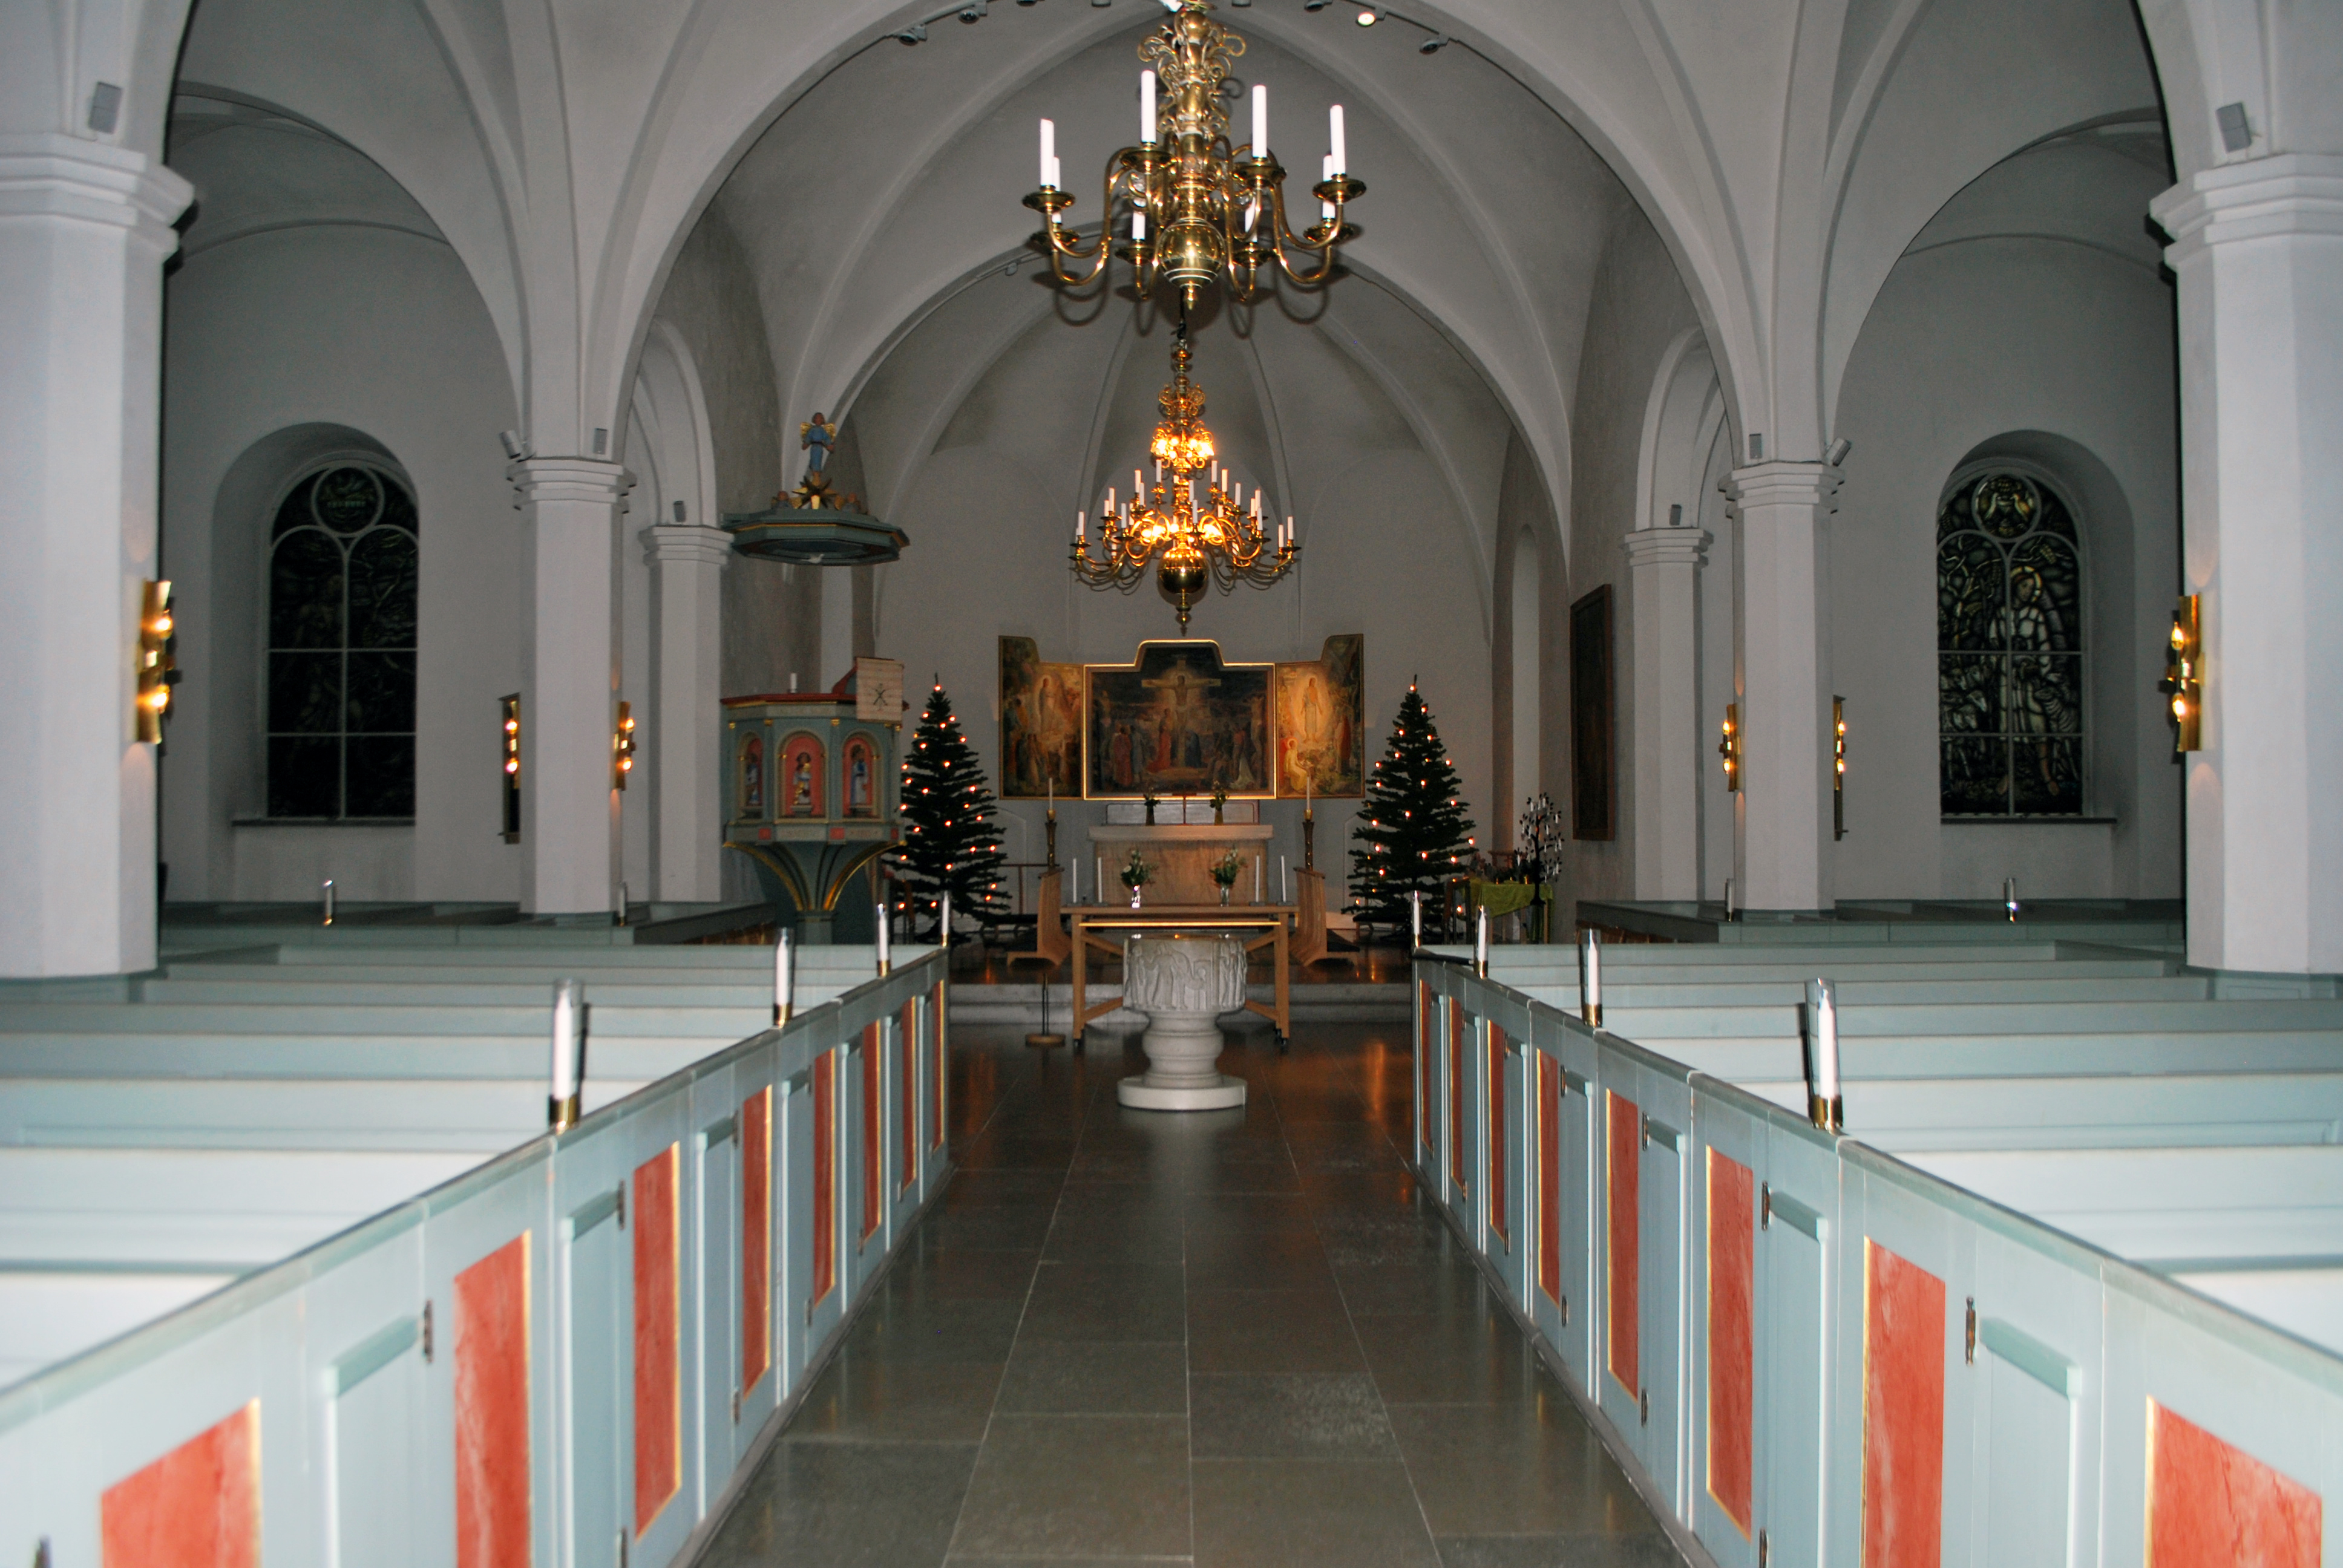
[1303,1,1332,9]
[1355,7,1381,24]
[1420,33,1449,53]
[896,22,926,42]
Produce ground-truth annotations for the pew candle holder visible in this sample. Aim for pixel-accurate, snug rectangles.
[1579,927,1602,1030]
[1807,1093,1844,1134]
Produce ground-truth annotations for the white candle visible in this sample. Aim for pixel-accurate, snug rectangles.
[1047,777,1054,811]
[1135,468,1145,497]
[1076,510,1086,543]
[550,978,583,1102]
[940,892,951,947]
[1040,118,1055,187]
[615,880,627,926]
[1097,856,1104,904]
[1105,486,1115,515]
[773,931,793,1025]
[321,878,335,926]
[1046,153,1061,192]
[1320,154,1336,221]
[1251,83,1268,160]
[1806,978,1841,1100]
[1329,103,1346,174]
[1579,927,1602,1024]
[1132,204,1146,241]
[1475,906,1490,971]
[1141,69,1156,143]
[1254,856,1262,904]
[1410,889,1423,947]
[876,905,890,972]
[1280,855,1289,904]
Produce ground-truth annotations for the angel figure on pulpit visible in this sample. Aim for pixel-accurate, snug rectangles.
[801,413,836,474]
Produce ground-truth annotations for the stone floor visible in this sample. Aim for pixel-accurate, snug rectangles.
[695,1020,1682,1568]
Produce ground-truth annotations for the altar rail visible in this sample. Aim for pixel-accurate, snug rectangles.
[0,947,948,1568]
[1416,945,2343,1568]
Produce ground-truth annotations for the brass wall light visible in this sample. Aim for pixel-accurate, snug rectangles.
[1719,704,1742,791]
[2162,595,2202,753]
[136,580,175,743]
[1832,697,1847,839]
[613,701,638,789]
[499,695,522,841]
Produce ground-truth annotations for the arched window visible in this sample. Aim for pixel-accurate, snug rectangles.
[267,463,419,818]
[1937,471,2083,816]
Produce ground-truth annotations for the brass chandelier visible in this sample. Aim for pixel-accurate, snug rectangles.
[1071,332,1297,629]
[1023,0,1365,310]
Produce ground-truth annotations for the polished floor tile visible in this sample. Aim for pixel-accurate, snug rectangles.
[693,1021,1679,1568]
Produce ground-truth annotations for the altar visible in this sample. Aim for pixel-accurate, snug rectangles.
[1088,822,1275,907]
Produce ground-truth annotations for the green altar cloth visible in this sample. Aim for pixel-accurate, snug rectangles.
[1469,879,1553,941]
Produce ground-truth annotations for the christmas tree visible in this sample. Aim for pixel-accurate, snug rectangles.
[890,683,1007,941]
[1349,684,1477,926]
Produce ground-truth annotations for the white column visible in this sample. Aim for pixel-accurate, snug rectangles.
[1624,526,1711,900]
[0,137,191,976]
[1725,462,1840,914]
[2151,156,2343,975]
[819,565,854,692]
[512,457,631,915]
[645,523,732,901]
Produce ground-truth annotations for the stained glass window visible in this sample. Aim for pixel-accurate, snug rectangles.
[266,464,419,818]
[1938,472,2083,816]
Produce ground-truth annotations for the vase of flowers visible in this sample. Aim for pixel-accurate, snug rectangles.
[1121,849,1153,909]
[1210,780,1228,826]
[1143,791,1159,826]
[1210,848,1245,906]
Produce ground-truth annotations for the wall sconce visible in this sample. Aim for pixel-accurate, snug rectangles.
[499,695,522,842]
[613,700,637,789]
[2162,595,2202,753]
[1718,703,1741,792]
[136,581,177,744]
[1833,696,1846,839]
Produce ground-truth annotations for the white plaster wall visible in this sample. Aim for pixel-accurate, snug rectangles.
[159,224,522,903]
[1827,141,2181,901]
[1560,209,1705,909]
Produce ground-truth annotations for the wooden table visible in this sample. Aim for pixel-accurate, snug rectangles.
[1068,903,1294,1051]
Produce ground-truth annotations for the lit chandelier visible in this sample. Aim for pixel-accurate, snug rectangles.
[1023,0,1365,310]
[1071,331,1297,629]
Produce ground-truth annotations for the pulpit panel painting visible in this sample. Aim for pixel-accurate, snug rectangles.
[842,734,879,817]
[1084,641,1273,798]
[738,733,765,818]
[1275,633,1365,797]
[998,636,1084,798]
[780,733,824,818]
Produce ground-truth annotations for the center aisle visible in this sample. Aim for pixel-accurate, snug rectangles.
[698,1021,1680,1568]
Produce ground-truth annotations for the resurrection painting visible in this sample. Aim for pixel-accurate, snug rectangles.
[998,636,1084,799]
[1084,641,1273,798]
[1274,633,1366,797]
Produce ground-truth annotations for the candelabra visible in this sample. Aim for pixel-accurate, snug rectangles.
[1070,332,1298,629]
[1023,1,1365,312]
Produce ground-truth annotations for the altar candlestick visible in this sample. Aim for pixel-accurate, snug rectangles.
[876,906,891,975]
[1251,83,1268,160]
[773,930,793,1026]
[1040,119,1055,187]
[1579,928,1602,1028]
[1329,105,1346,175]
[1141,70,1156,143]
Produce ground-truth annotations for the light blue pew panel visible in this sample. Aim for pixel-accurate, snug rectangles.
[1525,1002,1598,1383]
[1594,1036,1694,1513]
[692,1080,742,1512]
[1480,987,1534,1308]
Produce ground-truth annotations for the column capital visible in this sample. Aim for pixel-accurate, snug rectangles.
[0,134,191,240]
[1723,460,1842,515]
[643,522,735,570]
[1622,526,1712,570]
[509,456,632,510]
[2152,154,2343,261]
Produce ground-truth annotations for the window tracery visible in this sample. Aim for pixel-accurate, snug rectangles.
[266,463,419,818]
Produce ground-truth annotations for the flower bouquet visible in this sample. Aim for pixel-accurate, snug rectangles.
[1119,849,1153,909]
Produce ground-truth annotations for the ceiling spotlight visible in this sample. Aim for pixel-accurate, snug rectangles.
[1303,1,1332,10]
[896,22,927,42]
[1355,7,1381,24]
[957,1,988,21]
[1419,33,1450,53]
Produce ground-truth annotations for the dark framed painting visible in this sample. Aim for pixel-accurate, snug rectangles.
[1084,640,1273,798]
[1569,585,1614,840]
[998,636,1084,798]
[1274,633,1366,797]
